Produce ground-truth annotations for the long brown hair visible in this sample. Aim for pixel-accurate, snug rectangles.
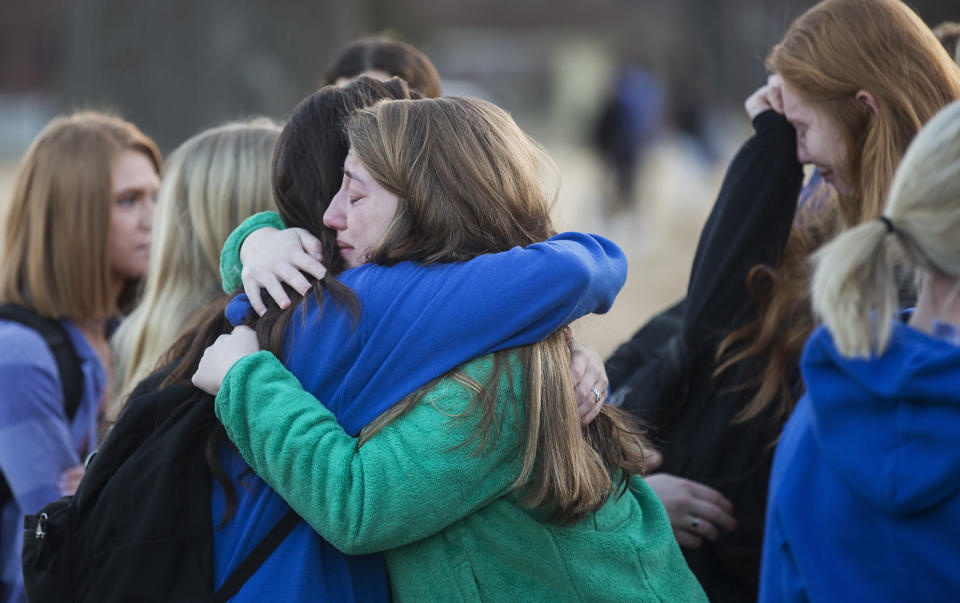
[720,0,960,424]
[0,111,161,320]
[349,97,646,523]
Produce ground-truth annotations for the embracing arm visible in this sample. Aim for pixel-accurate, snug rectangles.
[681,110,803,347]
[220,208,626,331]
[380,231,627,356]
[214,350,524,555]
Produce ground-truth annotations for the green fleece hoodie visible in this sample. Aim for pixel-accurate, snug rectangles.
[216,350,706,602]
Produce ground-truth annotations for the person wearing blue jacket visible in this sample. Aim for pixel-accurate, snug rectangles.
[760,100,960,601]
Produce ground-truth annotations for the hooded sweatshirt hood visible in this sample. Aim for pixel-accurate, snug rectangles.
[801,322,960,515]
[759,321,960,602]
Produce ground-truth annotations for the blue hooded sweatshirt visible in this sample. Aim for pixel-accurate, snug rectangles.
[760,322,960,602]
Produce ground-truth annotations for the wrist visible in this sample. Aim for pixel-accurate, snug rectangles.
[239,227,279,266]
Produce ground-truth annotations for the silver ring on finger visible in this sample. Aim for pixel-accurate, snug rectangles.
[690,518,700,530]
[590,386,602,404]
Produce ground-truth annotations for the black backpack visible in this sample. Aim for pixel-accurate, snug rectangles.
[606,300,693,428]
[0,305,84,510]
[21,368,300,602]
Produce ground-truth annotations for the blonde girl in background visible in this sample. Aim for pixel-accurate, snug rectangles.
[110,119,280,418]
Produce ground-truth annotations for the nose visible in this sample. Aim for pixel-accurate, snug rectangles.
[141,195,156,230]
[795,142,811,165]
[323,186,348,231]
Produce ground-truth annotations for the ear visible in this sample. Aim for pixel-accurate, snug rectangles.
[855,90,879,121]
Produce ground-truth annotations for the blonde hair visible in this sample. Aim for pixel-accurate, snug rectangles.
[111,119,280,411]
[813,101,960,357]
[349,97,646,523]
[0,112,161,320]
[721,0,960,424]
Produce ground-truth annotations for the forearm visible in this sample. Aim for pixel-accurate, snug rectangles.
[215,351,522,554]
[421,232,628,353]
[682,111,803,345]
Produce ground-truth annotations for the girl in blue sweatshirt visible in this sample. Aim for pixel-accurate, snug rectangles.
[760,100,960,601]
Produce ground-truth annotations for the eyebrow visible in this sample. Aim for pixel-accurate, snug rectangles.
[343,169,367,188]
[113,186,153,198]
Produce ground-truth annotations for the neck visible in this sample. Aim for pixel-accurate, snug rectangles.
[74,318,109,344]
[111,275,125,305]
[908,271,960,334]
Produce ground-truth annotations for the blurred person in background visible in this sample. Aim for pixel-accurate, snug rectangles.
[934,20,960,65]
[321,34,441,98]
[592,65,664,212]
[0,112,160,603]
[607,0,960,600]
[109,119,281,420]
[761,98,960,602]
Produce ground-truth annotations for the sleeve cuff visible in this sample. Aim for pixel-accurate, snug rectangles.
[214,350,287,420]
[219,211,287,293]
[751,110,797,150]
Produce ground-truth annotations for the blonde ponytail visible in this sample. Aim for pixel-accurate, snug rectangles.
[811,219,898,358]
[812,100,960,358]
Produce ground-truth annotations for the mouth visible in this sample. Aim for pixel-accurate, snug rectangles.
[336,240,353,253]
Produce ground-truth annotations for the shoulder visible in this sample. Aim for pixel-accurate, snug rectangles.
[0,320,63,416]
[411,352,524,430]
[0,319,58,373]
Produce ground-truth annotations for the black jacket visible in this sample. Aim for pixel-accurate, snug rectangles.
[607,110,803,602]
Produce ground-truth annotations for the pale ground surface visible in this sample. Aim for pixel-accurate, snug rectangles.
[0,133,735,361]
[550,138,731,359]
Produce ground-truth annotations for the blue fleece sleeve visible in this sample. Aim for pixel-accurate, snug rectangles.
[411,231,627,354]
[347,231,627,360]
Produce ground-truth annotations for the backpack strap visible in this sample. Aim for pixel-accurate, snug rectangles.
[0,305,84,420]
[0,305,86,510]
[213,508,301,602]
